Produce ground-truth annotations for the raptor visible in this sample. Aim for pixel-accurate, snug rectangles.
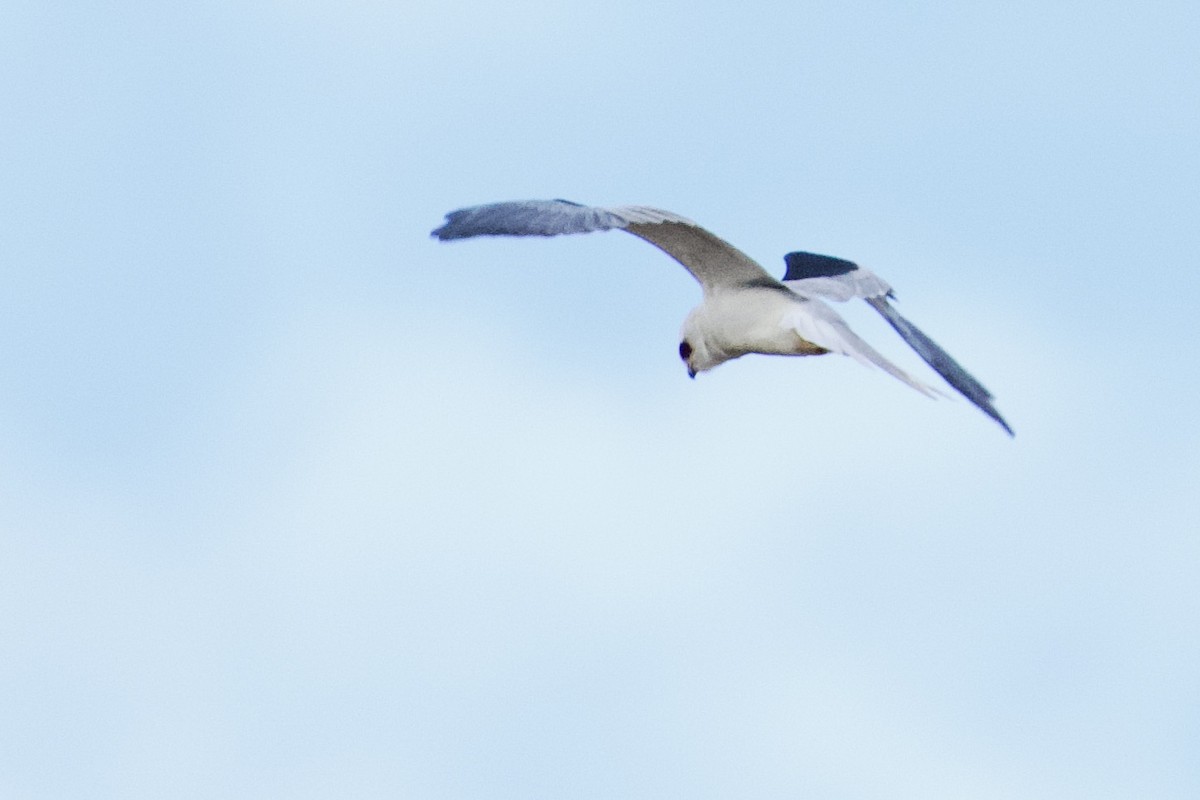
[432,199,1011,435]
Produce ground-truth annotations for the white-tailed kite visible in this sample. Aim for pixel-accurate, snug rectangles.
[432,199,1012,435]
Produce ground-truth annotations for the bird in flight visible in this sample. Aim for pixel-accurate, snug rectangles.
[431,199,1012,435]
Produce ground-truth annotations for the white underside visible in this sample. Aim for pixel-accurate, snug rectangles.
[685,287,941,397]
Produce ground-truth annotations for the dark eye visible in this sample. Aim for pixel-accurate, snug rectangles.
[679,341,693,360]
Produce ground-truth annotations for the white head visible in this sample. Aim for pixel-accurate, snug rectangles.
[677,312,725,379]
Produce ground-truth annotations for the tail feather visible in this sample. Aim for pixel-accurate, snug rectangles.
[866,296,1014,436]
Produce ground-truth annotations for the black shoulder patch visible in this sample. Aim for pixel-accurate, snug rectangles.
[782,251,859,280]
[738,276,794,294]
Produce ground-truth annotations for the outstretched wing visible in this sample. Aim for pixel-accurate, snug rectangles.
[781,251,895,302]
[864,296,1013,436]
[432,199,777,292]
[782,251,1012,435]
[782,298,942,399]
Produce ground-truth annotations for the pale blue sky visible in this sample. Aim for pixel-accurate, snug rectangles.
[2,2,1198,798]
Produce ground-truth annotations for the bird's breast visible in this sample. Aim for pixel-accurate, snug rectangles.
[697,288,823,358]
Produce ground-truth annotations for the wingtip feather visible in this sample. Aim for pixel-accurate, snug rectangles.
[866,296,1013,435]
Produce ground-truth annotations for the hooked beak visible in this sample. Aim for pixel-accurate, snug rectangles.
[687,366,697,379]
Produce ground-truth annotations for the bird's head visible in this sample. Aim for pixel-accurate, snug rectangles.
[678,315,722,379]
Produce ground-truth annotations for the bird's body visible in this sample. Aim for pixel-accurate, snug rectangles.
[684,285,830,365]
[432,199,1011,435]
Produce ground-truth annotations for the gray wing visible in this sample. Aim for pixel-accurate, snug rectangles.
[432,199,777,292]
[783,251,1013,436]
[865,296,1012,436]
[781,251,895,301]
